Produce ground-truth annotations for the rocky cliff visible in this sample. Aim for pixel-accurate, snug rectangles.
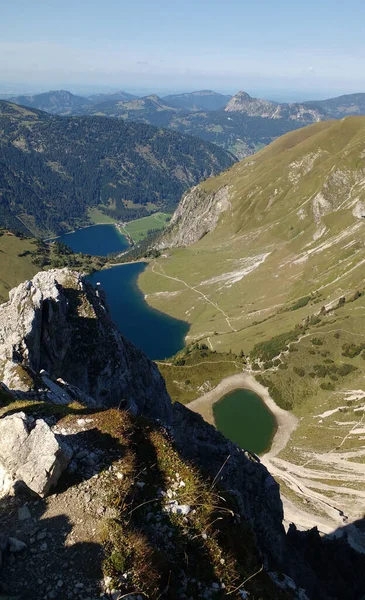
[225,91,324,122]
[0,269,172,423]
[158,184,232,248]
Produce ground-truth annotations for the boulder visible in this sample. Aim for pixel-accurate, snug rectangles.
[0,412,70,497]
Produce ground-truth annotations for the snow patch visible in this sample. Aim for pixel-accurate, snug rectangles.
[353,200,365,219]
[288,152,321,185]
[314,407,347,419]
[312,192,332,225]
[341,390,365,402]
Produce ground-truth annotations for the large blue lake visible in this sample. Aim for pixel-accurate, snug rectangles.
[58,224,129,256]
[59,224,189,360]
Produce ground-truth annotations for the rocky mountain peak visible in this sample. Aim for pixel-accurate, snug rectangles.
[232,90,254,102]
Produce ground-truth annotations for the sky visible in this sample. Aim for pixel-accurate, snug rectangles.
[2,0,365,100]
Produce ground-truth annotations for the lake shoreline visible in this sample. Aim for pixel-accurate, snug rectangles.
[186,372,298,459]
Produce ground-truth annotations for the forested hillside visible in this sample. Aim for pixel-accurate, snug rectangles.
[0,102,234,236]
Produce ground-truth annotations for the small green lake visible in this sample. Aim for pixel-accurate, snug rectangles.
[213,389,276,455]
[58,224,129,256]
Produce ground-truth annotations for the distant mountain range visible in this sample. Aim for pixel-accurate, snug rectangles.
[8,88,365,159]
[0,101,233,237]
[8,89,91,115]
[224,90,365,121]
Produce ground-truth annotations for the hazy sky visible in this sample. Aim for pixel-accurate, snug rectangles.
[2,0,365,99]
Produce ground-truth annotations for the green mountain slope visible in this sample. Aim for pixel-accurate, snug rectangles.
[0,101,234,236]
[304,92,365,118]
[9,89,91,115]
[140,117,365,533]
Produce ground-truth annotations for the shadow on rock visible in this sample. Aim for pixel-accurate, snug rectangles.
[0,491,103,600]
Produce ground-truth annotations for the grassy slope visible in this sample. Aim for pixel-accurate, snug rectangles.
[88,208,117,224]
[141,118,365,351]
[0,232,108,304]
[139,117,365,525]
[0,233,39,302]
[123,212,171,243]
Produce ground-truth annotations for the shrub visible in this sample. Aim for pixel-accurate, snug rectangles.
[313,364,328,378]
[334,332,340,339]
[251,362,261,371]
[349,290,362,302]
[337,363,358,377]
[288,295,311,311]
[320,382,335,391]
[341,342,365,358]
[309,315,322,326]
[174,358,185,366]
[294,367,305,377]
[311,337,323,346]
[251,326,303,361]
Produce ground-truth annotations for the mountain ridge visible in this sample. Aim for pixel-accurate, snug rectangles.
[139,116,365,539]
[9,88,365,159]
[0,101,234,236]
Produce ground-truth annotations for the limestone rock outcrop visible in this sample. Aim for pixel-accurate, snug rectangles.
[158,185,231,248]
[0,269,172,423]
[0,412,70,497]
[225,90,323,122]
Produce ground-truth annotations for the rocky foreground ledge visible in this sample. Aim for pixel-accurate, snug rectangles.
[0,269,364,599]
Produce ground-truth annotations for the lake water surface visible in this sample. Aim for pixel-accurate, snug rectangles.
[88,263,189,360]
[58,224,189,359]
[58,224,129,256]
[213,389,276,455]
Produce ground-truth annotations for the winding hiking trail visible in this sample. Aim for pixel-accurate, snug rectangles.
[151,263,237,332]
